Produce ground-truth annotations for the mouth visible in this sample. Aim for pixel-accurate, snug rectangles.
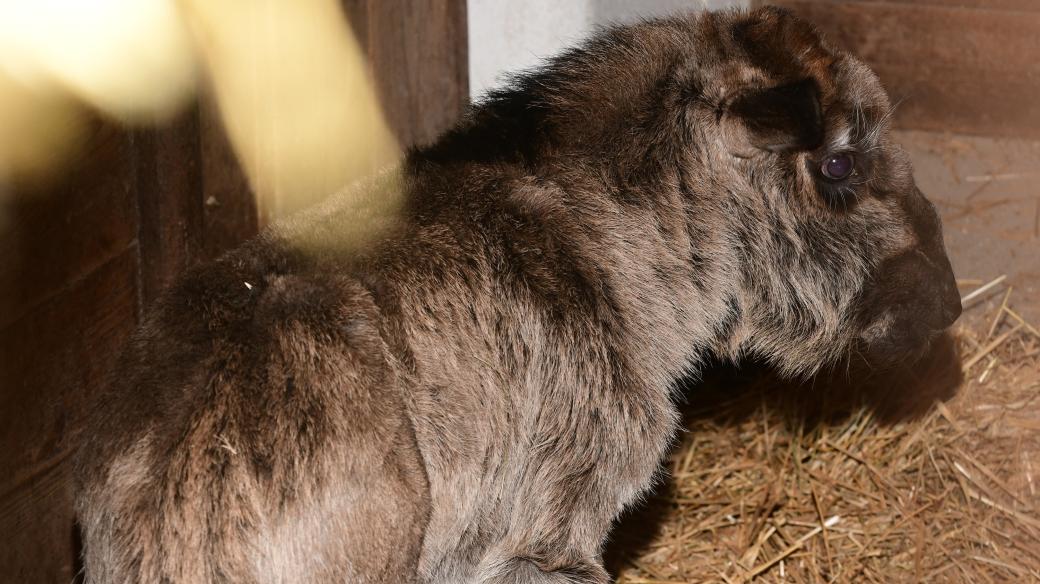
[856,238,962,357]
[854,263,962,368]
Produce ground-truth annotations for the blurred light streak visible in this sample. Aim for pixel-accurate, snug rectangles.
[0,0,400,225]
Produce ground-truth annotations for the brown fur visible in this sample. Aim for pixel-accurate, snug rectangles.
[75,7,960,583]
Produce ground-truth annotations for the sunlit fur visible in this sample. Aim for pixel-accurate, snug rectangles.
[75,7,959,584]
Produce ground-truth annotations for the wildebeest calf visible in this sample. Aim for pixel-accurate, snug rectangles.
[75,7,961,583]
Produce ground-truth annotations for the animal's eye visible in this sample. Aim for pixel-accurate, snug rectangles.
[821,153,855,180]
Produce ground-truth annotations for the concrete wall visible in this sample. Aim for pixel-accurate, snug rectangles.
[468,0,748,99]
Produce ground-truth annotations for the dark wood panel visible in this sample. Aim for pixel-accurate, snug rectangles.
[872,0,1040,12]
[135,102,258,306]
[0,123,135,329]
[364,0,469,147]
[0,250,139,582]
[788,2,1040,74]
[134,109,205,306]
[0,453,78,584]
[198,97,259,257]
[869,61,1039,138]
[770,0,1040,138]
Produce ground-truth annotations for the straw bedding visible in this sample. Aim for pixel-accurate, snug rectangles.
[609,276,1040,583]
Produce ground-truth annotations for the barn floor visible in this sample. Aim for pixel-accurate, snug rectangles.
[608,131,1040,583]
[903,130,1040,324]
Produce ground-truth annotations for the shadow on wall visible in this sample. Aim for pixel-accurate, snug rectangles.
[602,330,964,575]
[591,0,748,24]
[467,0,749,100]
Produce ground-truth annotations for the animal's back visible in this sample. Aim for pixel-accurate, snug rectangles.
[74,235,429,583]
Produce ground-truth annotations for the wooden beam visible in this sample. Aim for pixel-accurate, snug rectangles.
[197,98,259,262]
[359,0,469,148]
[133,109,205,307]
[878,0,1040,12]
[767,0,1040,138]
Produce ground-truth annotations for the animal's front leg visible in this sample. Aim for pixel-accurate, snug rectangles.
[472,412,671,584]
[478,555,610,584]
[469,466,630,584]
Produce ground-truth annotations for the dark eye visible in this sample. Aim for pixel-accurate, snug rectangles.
[821,153,855,180]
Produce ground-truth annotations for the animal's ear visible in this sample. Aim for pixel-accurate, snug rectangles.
[724,78,823,155]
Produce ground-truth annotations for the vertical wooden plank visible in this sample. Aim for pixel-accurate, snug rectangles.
[134,109,205,306]
[364,0,469,148]
[135,102,258,306]
[197,97,259,257]
[0,122,136,329]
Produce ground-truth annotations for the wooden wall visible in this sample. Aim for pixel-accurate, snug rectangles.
[344,0,469,149]
[0,2,467,581]
[765,0,1040,138]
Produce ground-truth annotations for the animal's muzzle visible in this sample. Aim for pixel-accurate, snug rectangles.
[856,241,961,367]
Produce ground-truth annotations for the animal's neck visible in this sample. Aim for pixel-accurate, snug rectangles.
[581,171,742,382]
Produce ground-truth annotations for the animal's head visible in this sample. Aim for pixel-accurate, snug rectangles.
[429,7,960,376]
[671,7,961,374]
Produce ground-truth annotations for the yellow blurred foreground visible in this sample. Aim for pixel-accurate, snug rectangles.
[0,0,400,218]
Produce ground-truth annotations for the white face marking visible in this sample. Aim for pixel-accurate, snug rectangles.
[828,126,852,153]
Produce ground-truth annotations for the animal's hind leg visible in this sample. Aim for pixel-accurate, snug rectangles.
[76,271,430,583]
[249,415,430,584]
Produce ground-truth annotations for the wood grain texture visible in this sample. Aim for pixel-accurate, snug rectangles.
[0,123,135,330]
[198,97,259,262]
[0,460,80,584]
[135,102,259,305]
[0,250,138,583]
[363,0,469,147]
[767,0,1040,138]
[872,0,1040,12]
[134,109,205,306]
